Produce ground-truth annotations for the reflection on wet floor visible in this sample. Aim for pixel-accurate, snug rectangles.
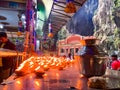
[0,59,120,90]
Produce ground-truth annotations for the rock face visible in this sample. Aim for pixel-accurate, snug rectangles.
[93,0,114,42]
[113,7,120,28]
[66,0,98,36]
[93,0,120,56]
[65,0,119,54]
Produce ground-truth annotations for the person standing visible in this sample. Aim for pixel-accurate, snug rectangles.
[110,54,120,70]
[0,32,16,83]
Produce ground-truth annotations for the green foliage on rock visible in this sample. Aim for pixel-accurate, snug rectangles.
[93,0,120,54]
[58,26,70,40]
[114,0,120,8]
[113,0,120,49]
[113,28,120,48]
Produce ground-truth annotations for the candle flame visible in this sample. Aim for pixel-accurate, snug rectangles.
[16,80,21,85]
[35,81,40,86]
[35,66,40,71]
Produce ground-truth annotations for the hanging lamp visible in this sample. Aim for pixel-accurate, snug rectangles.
[17,13,23,36]
[48,22,54,38]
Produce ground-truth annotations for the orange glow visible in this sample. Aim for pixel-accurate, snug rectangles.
[15,55,76,76]
[64,2,76,13]
[17,31,22,36]
[40,62,44,66]
[29,75,33,79]
[43,73,47,77]
[3,85,8,90]
[35,81,40,86]
[16,80,21,85]
[80,74,84,78]
[30,61,34,66]
[56,73,59,77]
[76,80,83,89]
[16,63,25,71]
[35,66,40,71]
[48,33,54,38]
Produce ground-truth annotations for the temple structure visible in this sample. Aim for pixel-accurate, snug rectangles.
[57,34,83,56]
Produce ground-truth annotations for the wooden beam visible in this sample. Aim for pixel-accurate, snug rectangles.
[53,2,66,8]
[51,16,67,22]
[52,9,64,12]
[51,14,69,18]
[54,1,66,4]
[74,1,82,6]
[52,10,71,18]
[51,20,66,24]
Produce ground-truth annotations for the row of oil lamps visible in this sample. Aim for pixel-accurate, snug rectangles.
[15,55,75,77]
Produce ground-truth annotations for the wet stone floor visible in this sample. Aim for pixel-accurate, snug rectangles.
[0,60,120,90]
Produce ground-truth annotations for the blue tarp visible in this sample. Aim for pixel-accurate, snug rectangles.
[67,0,98,36]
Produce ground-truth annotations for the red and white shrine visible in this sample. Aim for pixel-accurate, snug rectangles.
[57,34,83,56]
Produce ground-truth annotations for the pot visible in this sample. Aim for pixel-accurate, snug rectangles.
[77,38,108,77]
